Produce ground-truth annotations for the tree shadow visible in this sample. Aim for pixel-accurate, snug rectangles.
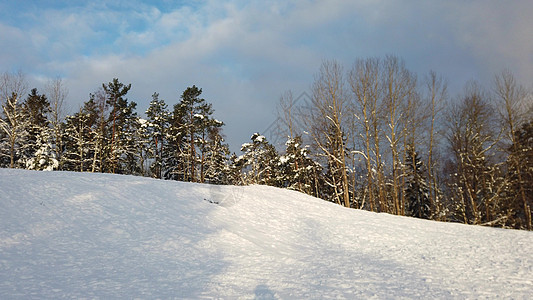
[254,284,277,300]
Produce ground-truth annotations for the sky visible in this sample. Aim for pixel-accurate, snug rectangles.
[1,0,532,152]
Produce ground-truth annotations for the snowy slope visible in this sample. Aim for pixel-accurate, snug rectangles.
[0,169,532,299]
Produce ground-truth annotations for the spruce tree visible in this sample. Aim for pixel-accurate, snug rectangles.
[21,88,53,169]
[404,145,431,219]
[203,126,230,184]
[279,135,323,196]
[505,120,533,229]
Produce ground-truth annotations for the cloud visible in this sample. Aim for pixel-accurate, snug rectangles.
[1,0,532,151]
[442,1,533,83]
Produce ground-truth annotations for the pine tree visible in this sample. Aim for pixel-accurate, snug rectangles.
[118,101,141,175]
[102,78,132,173]
[227,153,245,185]
[145,92,170,178]
[238,133,280,186]
[136,118,152,176]
[169,85,222,182]
[165,105,187,181]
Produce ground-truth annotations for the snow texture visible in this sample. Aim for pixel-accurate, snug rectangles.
[0,169,532,299]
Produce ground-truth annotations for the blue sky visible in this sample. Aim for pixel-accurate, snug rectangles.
[1,0,532,152]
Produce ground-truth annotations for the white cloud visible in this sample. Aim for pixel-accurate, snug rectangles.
[1,0,532,151]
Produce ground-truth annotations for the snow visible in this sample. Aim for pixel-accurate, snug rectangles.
[0,169,532,299]
[279,155,290,164]
[253,134,266,143]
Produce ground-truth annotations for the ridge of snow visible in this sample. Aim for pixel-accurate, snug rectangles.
[0,169,532,298]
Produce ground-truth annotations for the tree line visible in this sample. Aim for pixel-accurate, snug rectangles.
[0,74,231,184]
[280,56,532,230]
[1,55,532,230]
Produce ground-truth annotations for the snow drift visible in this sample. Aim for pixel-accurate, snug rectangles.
[0,169,532,298]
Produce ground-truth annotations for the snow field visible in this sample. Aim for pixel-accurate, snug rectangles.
[0,169,532,298]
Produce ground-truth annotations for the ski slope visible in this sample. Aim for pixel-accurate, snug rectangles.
[0,169,532,299]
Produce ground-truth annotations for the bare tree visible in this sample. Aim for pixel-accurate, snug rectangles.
[0,71,28,168]
[423,71,447,220]
[303,60,351,207]
[90,88,109,173]
[402,85,426,216]
[445,82,503,225]
[349,57,383,211]
[382,56,417,215]
[277,90,302,191]
[493,70,532,229]
[0,71,27,108]
[45,76,68,169]
[277,90,298,140]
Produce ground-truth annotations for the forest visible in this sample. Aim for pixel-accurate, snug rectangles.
[1,55,532,230]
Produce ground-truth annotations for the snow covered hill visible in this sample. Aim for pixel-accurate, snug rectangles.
[0,169,532,299]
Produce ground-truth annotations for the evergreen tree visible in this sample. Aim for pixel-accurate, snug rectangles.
[145,92,170,178]
[21,88,53,169]
[118,101,141,175]
[505,120,533,229]
[279,135,323,197]
[136,118,152,176]
[102,78,132,173]
[203,126,230,184]
[164,104,187,181]
[86,92,109,173]
[404,145,431,219]
[26,128,58,171]
[0,125,7,167]
[238,133,280,186]
[227,153,245,185]
[168,85,222,182]
[62,108,95,172]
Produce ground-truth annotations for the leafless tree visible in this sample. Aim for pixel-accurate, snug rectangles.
[382,56,417,215]
[493,70,532,229]
[45,76,69,169]
[277,90,303,191]
[303,60,351,207]
[0,71,28,168]
[348,57,383,211]
[445,82,503,225]
[422,71,448,220]
[0,71,27,108]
